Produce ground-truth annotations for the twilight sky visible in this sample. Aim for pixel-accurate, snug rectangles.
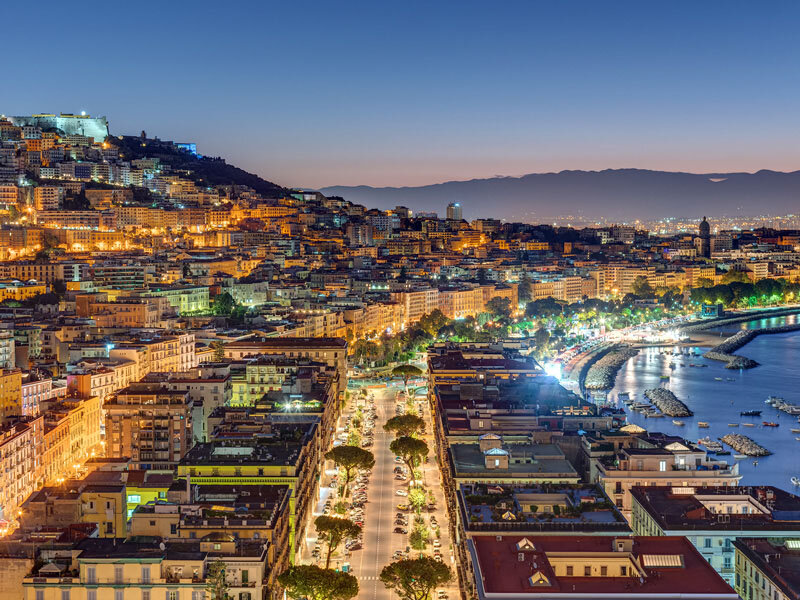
[3,0,800,189]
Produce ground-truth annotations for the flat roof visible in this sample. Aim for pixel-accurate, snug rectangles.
[470,535,736,597]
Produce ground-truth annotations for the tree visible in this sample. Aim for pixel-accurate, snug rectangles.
[631,276,654,297]
[408,486,427,515]
[392,364,423,395]
[205,559,230,600]
[389,436,429,484]
[211,292,237,316]
[384,414,425,438]
[210,340,226,362]
[380,557,452,600]
[325,446,375,497]
[518,275,532,305]
[417,310,448,337]
[52,279,67,296]
[409,518,430,551]
[696,277,714,288]
[476,268,488,283]
[315,516,362,569]
[533,328,550,352]
[485,297,512,318]
[279,565,359,600]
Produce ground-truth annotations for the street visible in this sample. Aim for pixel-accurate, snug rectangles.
[302,380,458,600]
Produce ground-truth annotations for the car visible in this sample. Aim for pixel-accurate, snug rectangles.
[393,527,408,534]
[397,503,409,510]
[396,489,408,496]
[395,475,407,481]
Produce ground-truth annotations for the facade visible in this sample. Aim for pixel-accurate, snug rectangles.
[631,485,800,586]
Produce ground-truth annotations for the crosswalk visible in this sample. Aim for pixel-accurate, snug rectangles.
[358,576,380,581]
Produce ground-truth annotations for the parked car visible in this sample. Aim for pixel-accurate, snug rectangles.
[393,527,408,534]
[396,489,408,496]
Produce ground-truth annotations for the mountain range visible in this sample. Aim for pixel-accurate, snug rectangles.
[320,168,800,222]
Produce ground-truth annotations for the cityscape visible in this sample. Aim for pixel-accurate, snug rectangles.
[4,2,800,600]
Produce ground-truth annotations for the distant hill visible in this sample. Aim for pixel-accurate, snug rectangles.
[112,136,288,198]
[320,169,800,221]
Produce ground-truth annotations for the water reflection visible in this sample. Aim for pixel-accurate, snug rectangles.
[609,315,800,491]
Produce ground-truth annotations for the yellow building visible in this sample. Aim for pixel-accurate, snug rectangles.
[0,368,23,422]
[0,280,47,302]
[23,537,269,600]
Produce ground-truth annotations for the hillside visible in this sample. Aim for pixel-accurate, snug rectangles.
[112,136,288,198]
[320,168,800,221]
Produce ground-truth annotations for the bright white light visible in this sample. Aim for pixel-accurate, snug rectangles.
[544,361,562,380]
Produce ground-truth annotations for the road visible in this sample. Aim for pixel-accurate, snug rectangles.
[354,386,395,600]
[302,381,457,600]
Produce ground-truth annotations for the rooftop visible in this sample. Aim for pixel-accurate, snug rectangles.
[469,535,737,598]
[631,486,800,531]
[734,537,800,600]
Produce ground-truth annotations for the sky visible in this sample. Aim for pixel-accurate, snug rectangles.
[3,0,800,188]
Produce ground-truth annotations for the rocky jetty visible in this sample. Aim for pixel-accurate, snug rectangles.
[643,388,693,417]
[721,433,771,457]
[584,347,639,390]
[704,323,800,369]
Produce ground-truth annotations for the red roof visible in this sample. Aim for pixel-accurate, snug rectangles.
[470,535,736,598]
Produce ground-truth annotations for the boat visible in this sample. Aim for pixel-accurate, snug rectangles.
[796,437,800,441]
[726,377,736,381]
[763,422,780,427]
[734,454,748,460]
[791,429,800,433]
[728,423,739,427]
[672,420,685,426]
[742,423,755,427]
[714,377,723,381]
[715,450,731,456]
[698,422,710,428]
[793,477,800,486]
[740,410,761,417]
[618,392,630,403]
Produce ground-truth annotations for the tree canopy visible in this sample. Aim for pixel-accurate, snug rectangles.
[380,556,452,600]
[384,414,425,438]
[279,565,359,600]
[325,446,375,496]
[315,516,361,569]
[389,436,429,483]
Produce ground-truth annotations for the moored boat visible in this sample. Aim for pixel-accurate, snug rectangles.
[740,410,761,417]
[672,420,685,426]
[698,422,710,428]
[763,421,779,427]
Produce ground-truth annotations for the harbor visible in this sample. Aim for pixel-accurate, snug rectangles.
[606,312,800,490]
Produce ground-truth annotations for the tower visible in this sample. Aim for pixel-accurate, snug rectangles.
[446,202,462,221]
[699,216,711,258]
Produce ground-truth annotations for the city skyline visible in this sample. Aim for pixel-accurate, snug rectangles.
[4,1,800,188]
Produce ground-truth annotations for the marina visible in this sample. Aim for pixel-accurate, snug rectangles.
[609,313,800,489]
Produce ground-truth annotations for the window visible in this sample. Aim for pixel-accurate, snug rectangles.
[143,590,150,600]
[106,522,114,535]
[106,501,112,510]
[584,566,591,576]
[620,566,627,576]
[87,566,97,584]
[724,556,732,570]
[704,538,713,548]
[600,566,607,576]
[115,591,124,600]
[88,592,97,600]
[565,566,573,576]
[168,592,178,600]
[170,524,177,535]
[239,594,251,600]
[127,494,142,503]
[659,460,667,472]
[61,591,70,600]
[142,565,151,583]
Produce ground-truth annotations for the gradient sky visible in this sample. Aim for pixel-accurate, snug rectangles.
[3,0,800,188]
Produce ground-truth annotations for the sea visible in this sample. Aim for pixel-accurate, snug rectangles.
[607,313,800,491]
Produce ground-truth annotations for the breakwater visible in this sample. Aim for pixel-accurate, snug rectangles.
[681,307,800,333]
[584,346,639,390]
[721,433,771,457]
[704,323,800,369]
[643,388,693,417]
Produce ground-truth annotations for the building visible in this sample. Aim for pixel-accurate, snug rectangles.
[23,536,269,600]
[587,433,742,520]
[447,202,463,221]
[104,383,194,470]
[466,535,737,599]
[631,485,800,585]
[733,537,800,600]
